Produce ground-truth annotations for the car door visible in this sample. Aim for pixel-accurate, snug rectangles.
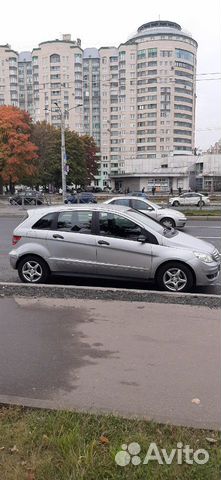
[46,210,97,274]
[95,211,156,279]
[131,198,157,220]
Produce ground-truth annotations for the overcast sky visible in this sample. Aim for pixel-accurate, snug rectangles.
[1,0,221,149]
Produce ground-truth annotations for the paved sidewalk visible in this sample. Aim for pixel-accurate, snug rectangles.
[0,296,220,429]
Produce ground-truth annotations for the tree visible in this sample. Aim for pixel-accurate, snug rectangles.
[0,106,38,192]
[30,121,61,188]
[30,122,89,189]
[81,135,98,184]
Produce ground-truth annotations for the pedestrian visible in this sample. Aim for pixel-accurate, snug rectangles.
[178,187,182,195]
[170,186,173,195]
[152,186,156,196]
[142,187,145,193]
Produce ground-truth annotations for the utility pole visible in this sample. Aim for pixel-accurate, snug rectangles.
[54,101,83,202]
[60,110,67,203]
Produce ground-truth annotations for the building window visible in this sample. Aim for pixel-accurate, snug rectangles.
[160,51,172,57]
[148,48,157,58]
[175,49,194,63]
[50,54,60,63]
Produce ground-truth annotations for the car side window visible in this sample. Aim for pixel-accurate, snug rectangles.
[112,199,130,206]
[99,212,158,244]
[32,212,57,230]
[99,212,142,241]
[131,199,153,211]
[56,211,93,234]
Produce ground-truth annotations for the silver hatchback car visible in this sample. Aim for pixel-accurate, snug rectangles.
[9,204,220,292]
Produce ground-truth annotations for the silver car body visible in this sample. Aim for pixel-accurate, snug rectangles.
[169,192,210,207]
[9,205,220,288]
[104,196,187,228]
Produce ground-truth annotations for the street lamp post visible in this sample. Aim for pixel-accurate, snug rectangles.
[54,102,82,203]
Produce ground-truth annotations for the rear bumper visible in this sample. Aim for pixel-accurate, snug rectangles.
[9,250,19,269]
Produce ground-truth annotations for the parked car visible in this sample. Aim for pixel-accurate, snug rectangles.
[64,192,97,204]
[104,196,187,228]
[9,204,220,292]
[9,191,44,206]
[169,192,210,207]
[130,191,149,199]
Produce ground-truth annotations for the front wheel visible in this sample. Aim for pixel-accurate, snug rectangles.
[156,262,194,292]
[173,201,180,207]
[18,255,50,283]
[197,200,205,207]
[160,217,175,229]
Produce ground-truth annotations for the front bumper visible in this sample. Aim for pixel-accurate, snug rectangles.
[194,260,220,286]
[176,217,187,228]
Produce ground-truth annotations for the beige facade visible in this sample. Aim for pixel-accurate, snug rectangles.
[32,35,83,134]
[98,21,197,187]
[0,45,18,107]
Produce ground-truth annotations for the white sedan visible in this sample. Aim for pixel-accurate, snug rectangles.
[169,192,210,207]
[104,196,187,228]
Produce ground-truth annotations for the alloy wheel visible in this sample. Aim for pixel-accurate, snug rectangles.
[163,267,187,292]
[22,260,43,282]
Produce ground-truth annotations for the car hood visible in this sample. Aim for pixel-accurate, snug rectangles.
[162,230,215,255]
[156,207,186,218]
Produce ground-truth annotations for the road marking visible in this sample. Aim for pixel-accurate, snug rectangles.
[187,226,221,229]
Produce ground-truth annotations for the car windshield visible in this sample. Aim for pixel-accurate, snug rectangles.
[127,209,178,236]
[141,199,162,209]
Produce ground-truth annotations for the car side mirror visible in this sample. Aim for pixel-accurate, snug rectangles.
[137,234,146,243]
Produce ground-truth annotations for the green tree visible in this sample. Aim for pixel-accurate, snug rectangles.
[30,121,60,189]
[31,122,89,189]
[81,135,98,184]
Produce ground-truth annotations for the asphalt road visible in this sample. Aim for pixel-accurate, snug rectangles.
[0,217,220,294]
[0,296,220,429]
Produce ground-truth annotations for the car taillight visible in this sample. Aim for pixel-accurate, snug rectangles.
[12,235,21,246]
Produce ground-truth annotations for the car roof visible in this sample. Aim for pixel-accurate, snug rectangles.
[26,204,131,216]
[108,196,148,200]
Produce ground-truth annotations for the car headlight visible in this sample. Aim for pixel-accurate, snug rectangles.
[193,251,213,263]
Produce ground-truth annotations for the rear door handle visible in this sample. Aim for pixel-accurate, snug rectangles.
[98,240,110,246]
[53,234,64,239]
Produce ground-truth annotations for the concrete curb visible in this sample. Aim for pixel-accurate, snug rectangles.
[0,282,220,308]
[0,394,220,430]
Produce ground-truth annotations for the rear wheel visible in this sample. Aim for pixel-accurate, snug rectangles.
[18,255,50,283]
[197,200,205,207]
[173,201,180,207]
[156,262,194,292]
[160,217,175,229]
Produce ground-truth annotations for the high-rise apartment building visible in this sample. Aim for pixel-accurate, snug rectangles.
[18,51,33,117]
[31,34,84,132]
[0,44,18,107]
[98,21,197,186]
[0,21,197,187]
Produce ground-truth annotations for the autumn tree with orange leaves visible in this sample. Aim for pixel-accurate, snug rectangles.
[0,106,38,193]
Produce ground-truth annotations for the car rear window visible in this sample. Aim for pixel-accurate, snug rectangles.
[32,212,57,230]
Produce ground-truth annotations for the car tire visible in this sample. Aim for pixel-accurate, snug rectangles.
[160,217,176,228]
[18,255,50,284]
[197,200,205,207]
[173,201,180,207]
[156,262,194,293]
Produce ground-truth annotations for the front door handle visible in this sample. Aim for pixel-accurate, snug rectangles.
[53,234,64,239]
[98,240,110,246]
